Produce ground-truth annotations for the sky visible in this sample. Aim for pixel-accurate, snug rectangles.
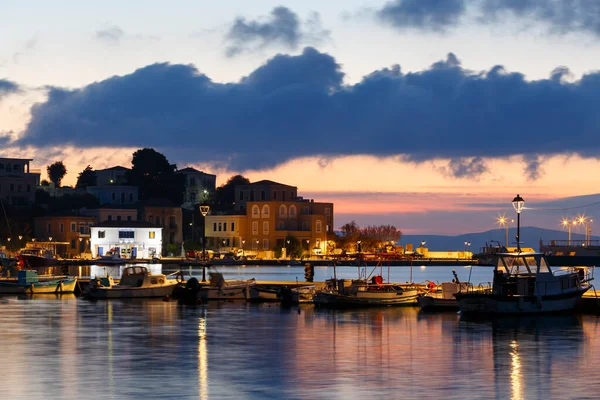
[2,0,600,236]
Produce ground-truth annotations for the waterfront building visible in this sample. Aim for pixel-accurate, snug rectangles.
[206,181,333,258]
[90,221,162,259]
[139,199,182,255]
[178,167,216,208]
[80,205,138,223]
[234,180,298,212]
[34,213,96,257]
[0,157,40,206]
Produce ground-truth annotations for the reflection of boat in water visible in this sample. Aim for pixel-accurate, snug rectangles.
[0,270,77,294]
[84,266,179,299]
[314,276,420,308]
[198,272,256,300]
[455,251,591,315]
[279,285,316,305]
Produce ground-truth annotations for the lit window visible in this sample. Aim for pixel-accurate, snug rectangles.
[263,221,269,234]
[252,221,258,235]
[149,231,156,239]
[262,205,270,217]
[252,205,260,217]
[316,220,322,233]
[289,206,296,217]
[279,205,287,217]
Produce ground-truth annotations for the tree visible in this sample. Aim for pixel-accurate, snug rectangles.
[46,161,67,196]
[76,165,97,189]
[213,174,250,210]
[338,220,361,250]
[125,148,186,205]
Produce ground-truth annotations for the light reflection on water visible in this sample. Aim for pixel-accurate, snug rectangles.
[2,296,600,399]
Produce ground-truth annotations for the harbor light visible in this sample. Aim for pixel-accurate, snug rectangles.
[199,201,210,282]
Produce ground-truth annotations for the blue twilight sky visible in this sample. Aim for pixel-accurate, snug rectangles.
[2,0,600,235]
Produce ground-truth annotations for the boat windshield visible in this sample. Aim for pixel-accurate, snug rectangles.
[497,255,549,275]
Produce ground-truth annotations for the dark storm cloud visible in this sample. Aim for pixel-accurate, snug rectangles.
[0,79,19,97]
[225,7,329,57]
[377,0,466,31]
[16,48,600,178]
[378,0,600,36]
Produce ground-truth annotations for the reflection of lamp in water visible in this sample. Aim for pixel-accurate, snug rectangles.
[510,340,523,400]
[198,309,208,399]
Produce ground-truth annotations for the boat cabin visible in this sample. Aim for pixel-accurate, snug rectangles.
[119,266,166,287]
[492,253,587,297]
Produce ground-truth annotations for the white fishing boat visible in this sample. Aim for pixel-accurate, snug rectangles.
[198,272,256,300]
[314,276,420,307]
[455,251,592,314]
[84,266,179,299]
[418,281,469,311]
[0,270,77,294]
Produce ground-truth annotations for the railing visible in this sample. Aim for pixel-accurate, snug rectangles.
[540,239,600,247]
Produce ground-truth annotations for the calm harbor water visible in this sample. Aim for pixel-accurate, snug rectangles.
[3,264,599,399]
[3,288,600,398]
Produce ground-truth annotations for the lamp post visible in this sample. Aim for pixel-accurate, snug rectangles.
[190,222,194,242]
[242,239,246,258]
[497,216,514,248]
[199,202,210,282]
[357,240,362,253]
[512,194,525,252]
[306,239,310,258]
[561,218,574,245]
[286,239,290,259]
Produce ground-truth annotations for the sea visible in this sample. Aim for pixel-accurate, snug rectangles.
[2,264,599,399]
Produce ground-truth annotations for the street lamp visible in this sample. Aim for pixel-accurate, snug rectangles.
[561,218,574,245]
[199,202,210,282]
[18,235,22,241]
[286,239,290,259]
[512,194,525,252]
[497,215,514,247]
[306,239,310,257]
[357,240,362,253]
[242,239,245,257]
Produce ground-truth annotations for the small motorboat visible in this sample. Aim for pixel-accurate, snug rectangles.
[313,276,420,308]
[248,285,280,302]
[84,266,179,299]
[198,272,256,300]
[418,281,469,311]
[278,285,316,305]
[0,270,77,294]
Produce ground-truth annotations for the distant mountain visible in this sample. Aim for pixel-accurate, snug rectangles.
[398,227,595,253]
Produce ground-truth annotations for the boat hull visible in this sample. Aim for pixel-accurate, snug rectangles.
[85,282,178,299]
[248,286,280,301]
[455,288,589,314]
[314,290,419,308]
[199,284,254,300]
[418,295,459,311]
[0,278,77,294]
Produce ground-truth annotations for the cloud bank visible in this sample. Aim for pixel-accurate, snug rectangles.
[225,7,330,57]
[0,79,19,98]
[15,48,600,179]
[378,0,600,36]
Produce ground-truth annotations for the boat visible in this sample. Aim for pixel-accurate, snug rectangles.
[18,246,58,268]
[198,272,256,300]
[84,266,179,299]
[0,270,77,294]
[313,276,420,308]
[248,285,280,301]
[418,281,469,311]
[279,285,316,305]
[94,249,127,265]
[454,251,592,315]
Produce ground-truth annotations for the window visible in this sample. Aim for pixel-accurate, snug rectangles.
[303,207,309,214]
[231,222,235,231]
[250,191,255,201]
[127,216,132,221]
[252,221,258,235]
[325,207,331,216]
[261,205,270,218]
[190,178,196,186]
[213,222,217,231]
[223,222,227,232]
[71,223,76,232]
[260,190,266,201]
[149,231,156,239]
[263,239,269,250]
[149,216,153,223]
[282,191,286,201]
[239,191,244,201]
[252,239,258,250]
[70,239,76,249]
[129,193,133,202]
[47,223,52,233]
[60,223,64,233]
[252,205,260,217]
[316,220,322,233]
[117,216,122,221]
[289,205,297,217]
[108,215,113,221]
[302,221,309,230]
[118,230,135,239]
[112,192,116,200]
[263,221,269,234]
[121,193,125,203]
[278,221,285,230]
[218,222,222,232]
[98,230,105,239]
[273,191,277,200]
[156,217,161,225]
[279,205,287,218]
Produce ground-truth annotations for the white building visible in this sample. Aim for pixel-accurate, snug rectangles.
[90,221,162,259]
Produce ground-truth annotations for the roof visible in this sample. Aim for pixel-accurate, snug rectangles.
[92,220,161,228]
[35,212,97,219]
[248,180,295,187]
[97,166,130,172]
[139,198,177,207]
[177,167,215,176]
